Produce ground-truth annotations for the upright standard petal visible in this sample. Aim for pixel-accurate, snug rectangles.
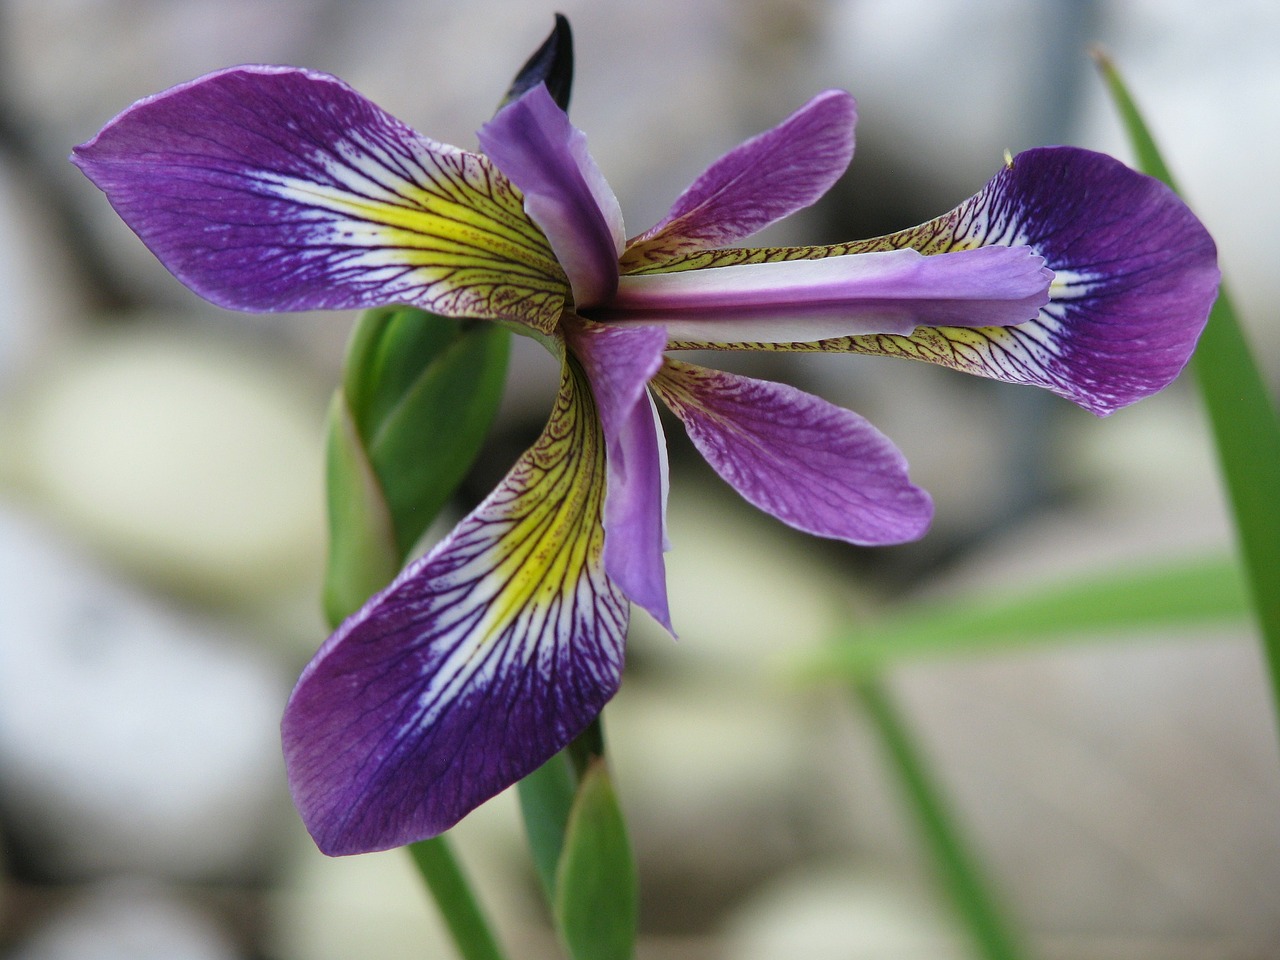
[73,66,567,332]
[621,90,858,269]
[567,322,672,632]
[282,355,627,855]
[595,246,1051,341]
[651,360,932,545]
[479,84,624,309]
[660,148,1219,415]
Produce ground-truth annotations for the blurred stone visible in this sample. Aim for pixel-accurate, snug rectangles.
[721,866,967,960]
[9,879,240,960]
[878,637,1280,944]
[14,325,325,603]
[0,504,291,880]
[826,0,1056,196]
[607,681,825,926]
[626,481,858,680]
[269,788,543,960]
[269,844,453,960]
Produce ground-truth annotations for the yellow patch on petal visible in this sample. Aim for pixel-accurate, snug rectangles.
[414,350,620,686]
[254,137,569,333]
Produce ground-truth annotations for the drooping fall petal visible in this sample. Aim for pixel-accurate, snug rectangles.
[660,147,1219,415]
[837,147,1219,413]
[651,360,932,545]
[567,322,672,632]
[621,89,858,269]
[596,245,1051,341]
[282,355,627,855]
[72,66,568,332]
[479,83,625,309]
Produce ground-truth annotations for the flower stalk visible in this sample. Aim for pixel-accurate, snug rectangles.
[854,677,1029,960]
[408,836,509,960]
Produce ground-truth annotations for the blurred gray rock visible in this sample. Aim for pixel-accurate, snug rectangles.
[12,326,326,605]
[9,879,241,960]
[721,866,967,960]
[0,504,291,880]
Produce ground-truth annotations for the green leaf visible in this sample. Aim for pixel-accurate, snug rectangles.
[1095,50,1280,730]
[554,760,637,960]
[518,719,609,906]
[346,307,511,557]
[323,307,510,624]
[321,392,402,626]
[800,555,1247,681]
[517,752,577,902]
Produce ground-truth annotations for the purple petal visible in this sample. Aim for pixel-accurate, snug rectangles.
[952,146,1220,413]
[834,148,1221,414]
[622,90,857,269]
[661,148,1219,416]
[72,66,567,330]
[479,84,624,309]
[595,245,1051,340]
[282,358,626,854]
[567,322,672,632]
[651,360,932,544]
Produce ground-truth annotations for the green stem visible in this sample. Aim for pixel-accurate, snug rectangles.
[854,677,1029,960]
[408,837,509,960]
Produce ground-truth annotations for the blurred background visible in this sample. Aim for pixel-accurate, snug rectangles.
[2,0,1279,957]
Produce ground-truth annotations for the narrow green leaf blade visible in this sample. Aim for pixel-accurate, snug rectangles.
[409,836,507,960]
[1096,51,1280,721]
[801,555,1247,681]
[855,678,1027,960]
[342,305,467,440]
[368,320,510,555]
[517,752,577,902]
[343,308,511,559]
[554,760,637,960]
[322,391,401,626]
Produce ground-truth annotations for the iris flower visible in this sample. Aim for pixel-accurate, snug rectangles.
[73,59,1217,855]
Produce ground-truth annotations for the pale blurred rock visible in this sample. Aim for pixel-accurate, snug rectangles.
[721,866,967,960]
[0,504,291,879]
[10,879,240,960]
[608,681,818,893]
[269,788,544,960]
[269,844,453,960]
[14,325,325,603]
[627,482,858,680]
[879,637,1280,943]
